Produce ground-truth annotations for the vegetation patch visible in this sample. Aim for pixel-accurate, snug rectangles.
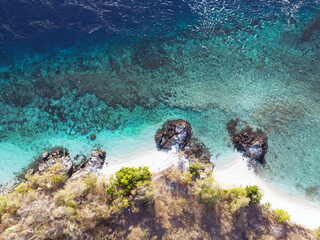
[273,208,291,223]
[245,185,263,204]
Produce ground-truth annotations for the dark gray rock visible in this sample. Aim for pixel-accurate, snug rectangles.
[155,119,192,150]
[37,148,73,176]
[227,119,268,164]
[71,149,106,178]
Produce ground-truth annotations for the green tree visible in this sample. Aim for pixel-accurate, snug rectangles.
[189,163,201,178]
[227,187,250,213]
[245,185,262,204]
[113,166,152,193]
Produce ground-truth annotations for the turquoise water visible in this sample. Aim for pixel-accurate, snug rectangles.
[1,1,320,203]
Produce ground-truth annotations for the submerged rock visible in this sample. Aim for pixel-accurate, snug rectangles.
[301,15,320,41]
[227,119,268,164]
[90,134,97,141]
[155,119,192,150]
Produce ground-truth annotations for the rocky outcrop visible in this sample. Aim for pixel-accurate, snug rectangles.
[155,119,192,150]
[37,148,73,176]
[227,119,268,164]
[21,148,106,182]
[155,119,214,174]
[71,149,106,178]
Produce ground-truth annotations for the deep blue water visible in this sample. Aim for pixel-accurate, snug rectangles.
[1,0,320,203]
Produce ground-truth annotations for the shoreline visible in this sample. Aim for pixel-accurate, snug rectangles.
[213,152,320,229]
[2,137,319,229]
[100,148,185,176]
[100,148,320,229]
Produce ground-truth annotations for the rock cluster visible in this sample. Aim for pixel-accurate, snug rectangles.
[27,148,106,180]
[37,148,73,176]
[72,149,106,178]
[155,119,214,172]
[227,119,268,164]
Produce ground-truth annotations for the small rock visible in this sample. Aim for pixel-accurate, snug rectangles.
[42,152,49,160]
[90,134,96,141]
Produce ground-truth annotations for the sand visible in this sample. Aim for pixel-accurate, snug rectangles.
[213,152,320,229]
[100,146,320,229]
[100,147,188,176]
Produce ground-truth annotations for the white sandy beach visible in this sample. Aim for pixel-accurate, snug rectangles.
[213,152,320,229]
[100,147,186,176]
[100,144,320,230]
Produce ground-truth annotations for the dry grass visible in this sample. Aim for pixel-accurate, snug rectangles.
[0,165,317,240]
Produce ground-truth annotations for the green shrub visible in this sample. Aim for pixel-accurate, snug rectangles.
[189,163,201,178]
[262,202,271,216]
[273,209,290,222]
[227,187,250,213]
[14,182,29,194]
[0,194,21,218]
[114,167,152,193]
[196,177,222,206]
[182,172,192,185]
[51,174,67,190]
[317,226,320,240]
[245,185,262,204]
[230,196,250,213]
[105,167,153,214]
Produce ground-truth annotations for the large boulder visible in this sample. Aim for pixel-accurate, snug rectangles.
[227,119,268,164]
[155,119,192,150]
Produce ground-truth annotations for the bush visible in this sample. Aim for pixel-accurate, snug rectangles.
[14,182,29,194]
[189,163,201,178]
[105,167,153,214]
[51,174,67,190]
[273,209,290,223]
[114,166,152,193]
[196,177,222,206]
[0,194,21,218]
[317,226,320,240]
[230,196,250,213]
[227,187,250,213]
[245,185,262,204]
[182,172,192,185]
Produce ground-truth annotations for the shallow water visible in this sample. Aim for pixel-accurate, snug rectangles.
[0,0,320,203]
